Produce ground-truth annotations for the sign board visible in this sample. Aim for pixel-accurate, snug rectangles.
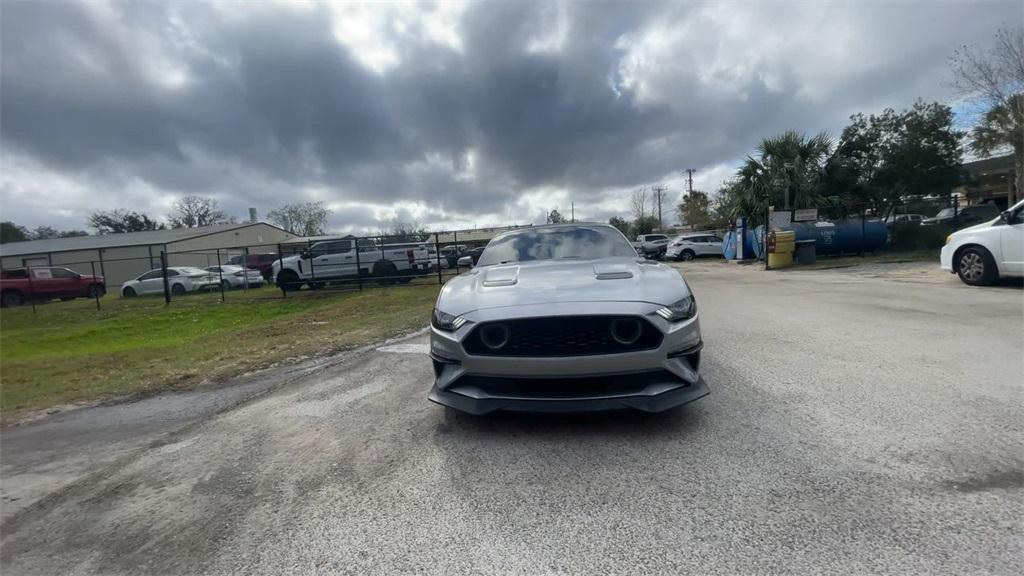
[769,210,792,229]
[793,208,818,222]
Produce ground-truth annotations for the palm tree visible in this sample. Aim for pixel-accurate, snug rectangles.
[733,131,834,223]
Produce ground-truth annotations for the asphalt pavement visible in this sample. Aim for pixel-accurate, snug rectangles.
[1,261,1021,575]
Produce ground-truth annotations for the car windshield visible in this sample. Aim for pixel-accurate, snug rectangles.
[934,208,955,218]
[476,225,636,266]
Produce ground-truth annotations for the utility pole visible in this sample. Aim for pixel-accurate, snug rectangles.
[652,185,667,231]
[684,169,696,195]
[571,201,575,223]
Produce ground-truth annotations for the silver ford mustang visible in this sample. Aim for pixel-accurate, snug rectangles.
[429,223,708,415]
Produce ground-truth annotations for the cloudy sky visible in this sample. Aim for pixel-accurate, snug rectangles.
[1,0,1020,233]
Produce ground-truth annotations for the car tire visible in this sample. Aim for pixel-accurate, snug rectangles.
[60,297,75,302]
[955,246,998,286]
[86,284,105,299]
[122,286,137,298]
[276,270,301,292]
[1,290,24,307]
[373,260,398,285]
[171,283,187,296]
[680,249,696,261]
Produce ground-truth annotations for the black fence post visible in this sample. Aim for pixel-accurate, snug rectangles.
[98,249,106,279]
[307,239,316,287]
[242,247,249,292]
[453,230,459,273]
[26,266,37,314]
[90,261,101,311]
[216,248,226,301]
[355,237,363,291]
[160,251,171,304]
[277,243,286,298]
[859,209,866,257]
[434,232,443,285]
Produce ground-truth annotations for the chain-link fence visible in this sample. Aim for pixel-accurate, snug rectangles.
[0,228,520,312]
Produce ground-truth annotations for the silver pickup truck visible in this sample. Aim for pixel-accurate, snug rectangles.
[273,238,431,290]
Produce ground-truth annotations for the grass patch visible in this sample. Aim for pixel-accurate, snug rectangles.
[783,249,939,271]
[0,283,440,419]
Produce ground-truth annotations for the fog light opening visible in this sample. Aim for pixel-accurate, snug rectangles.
[610,318,642,345]
[480,323,510,349]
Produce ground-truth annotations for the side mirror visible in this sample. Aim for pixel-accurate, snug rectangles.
[457,256,474,268]
[300,249,311,259]
[1000,210,1012,224]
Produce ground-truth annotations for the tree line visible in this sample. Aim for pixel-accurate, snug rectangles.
[0,197,335,244]
[616,28,1022,233]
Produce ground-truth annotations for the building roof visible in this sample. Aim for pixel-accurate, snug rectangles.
[963,153,1014,177]
[0,222,283,257]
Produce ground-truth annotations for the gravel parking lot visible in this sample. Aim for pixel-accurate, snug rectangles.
[2,260,1021,575]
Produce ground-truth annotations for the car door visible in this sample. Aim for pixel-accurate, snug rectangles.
[135,270,164,294]
[307,242,338,279]
[48,267,82,297]
[1000,205,1024,274]
[705,235,724,256]
[332,240,357,276]
[28,268,61,299]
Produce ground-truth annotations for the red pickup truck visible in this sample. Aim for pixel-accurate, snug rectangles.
[0,267,106,307]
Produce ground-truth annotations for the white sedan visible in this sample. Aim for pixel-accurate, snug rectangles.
[940,199,1023,286]
[666,233,724,261]
[205,265,265,289]
[121,267,220,297]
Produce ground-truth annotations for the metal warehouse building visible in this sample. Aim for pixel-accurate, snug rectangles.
[0,223,296,287]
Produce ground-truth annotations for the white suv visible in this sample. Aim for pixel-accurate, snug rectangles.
[940,200,1023,286]
[666,233,724,261]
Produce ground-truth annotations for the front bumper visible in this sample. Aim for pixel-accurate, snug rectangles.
[940,243,954,272]
[428,302,706,414]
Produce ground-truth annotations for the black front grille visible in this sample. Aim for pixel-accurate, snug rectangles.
[463,315,663,357]
[452,370,683,398]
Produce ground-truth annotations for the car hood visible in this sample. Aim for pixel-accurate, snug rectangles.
[951,219,998,236]
[437,257,689,315]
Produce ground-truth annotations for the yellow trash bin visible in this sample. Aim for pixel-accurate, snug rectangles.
[767,230,795,268]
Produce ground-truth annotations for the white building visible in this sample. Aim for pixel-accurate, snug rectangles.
[0,223,296,287]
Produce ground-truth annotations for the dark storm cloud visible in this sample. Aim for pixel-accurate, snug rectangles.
[1,0,1020,231]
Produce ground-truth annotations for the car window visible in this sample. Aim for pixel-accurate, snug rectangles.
[50,268,79,279]
[166,270,180,277]
[138,270,162,281]
[31,268,53,279]
[477,225,637,266]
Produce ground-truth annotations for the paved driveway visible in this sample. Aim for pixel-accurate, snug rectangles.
[2,261,1021,575]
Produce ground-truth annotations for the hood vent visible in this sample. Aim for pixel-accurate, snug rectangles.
[593,262,634,280]
[482,265,519,287]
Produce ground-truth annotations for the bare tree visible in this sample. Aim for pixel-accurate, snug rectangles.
[631,187,648,220]
[89,210,165,234]
[168,196,228,228]
[267,201,332,236]
[386,219,429,241]
[949,27,1024,203]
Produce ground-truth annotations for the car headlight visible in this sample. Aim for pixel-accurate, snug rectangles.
[656,295,697,322]
[431,308,466,331]
[945,234,953,245]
